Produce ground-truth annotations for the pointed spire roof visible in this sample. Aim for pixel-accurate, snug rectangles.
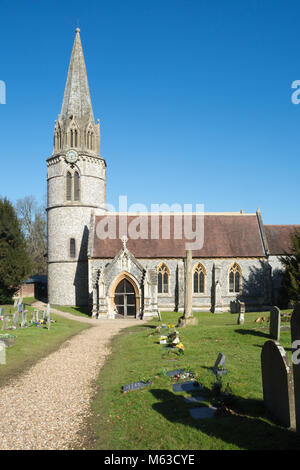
[60,28,94,121]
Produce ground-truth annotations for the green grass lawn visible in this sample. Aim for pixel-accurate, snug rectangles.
[0,302,90,387]
[52,304,91,318]
[85,310,300,450]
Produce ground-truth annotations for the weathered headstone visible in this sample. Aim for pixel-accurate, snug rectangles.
[122,380,152,393]
[237,312,244,325]
[291,303,300,431]
[0,340,6,365]
[30,310,34,324]
[261,340,295,429]
[211,352,227,376]
[21,310,28,328]
[12,312,19,329]
[0,307,4,317]
[46,309,51,330]
[2,315,9,331]
[270,306,281,341]
[36,310,40,322]
[178,250,198,327]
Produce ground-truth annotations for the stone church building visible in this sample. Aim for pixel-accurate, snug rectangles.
[47,29,299,319]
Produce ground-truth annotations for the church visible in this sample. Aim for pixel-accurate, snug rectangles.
[47,29,299,319]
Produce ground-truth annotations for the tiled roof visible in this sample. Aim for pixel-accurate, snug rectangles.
[92,213,266,258]
[264,225,300,255]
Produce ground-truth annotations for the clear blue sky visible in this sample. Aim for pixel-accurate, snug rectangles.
[0,0,299,224]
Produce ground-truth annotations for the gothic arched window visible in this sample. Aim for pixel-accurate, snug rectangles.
[228,263,241,293]
[74,171,80,201]
[193,263,206,293]
[157,263,169,294]
[66,171,72,201]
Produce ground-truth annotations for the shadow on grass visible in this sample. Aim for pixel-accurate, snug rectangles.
[235,328,270,338]
[150,388,300,450]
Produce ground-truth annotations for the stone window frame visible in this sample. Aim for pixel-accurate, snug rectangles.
[227,262,242,294]
[193,262,206,295]
[157,262,170,296]
[64,166,81,203]
[69,237,76,259]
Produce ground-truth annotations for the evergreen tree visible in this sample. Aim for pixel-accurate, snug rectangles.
[279,230,300,307]
[0,197,31,303]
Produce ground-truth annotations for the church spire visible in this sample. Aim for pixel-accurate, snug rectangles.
[59,28,94,121]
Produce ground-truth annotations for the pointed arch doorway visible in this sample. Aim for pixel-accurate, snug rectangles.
[114,278,137,318]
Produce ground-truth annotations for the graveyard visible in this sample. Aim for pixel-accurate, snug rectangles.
[0,298,90,387]
[84,309,300,450]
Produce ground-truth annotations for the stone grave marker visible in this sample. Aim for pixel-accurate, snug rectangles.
[172,381,202,393]
[122,380,152,393]
[36,310,40,322]
[21,310,28,328]
[13,298,18,307]
[0,340,6,365]
[0,307,4,317]
[270,306,281,341]
[237,312,244,325]
[189,406,217,420]
[2,315,9,331]
[261,339,295,429]
[291,303,300,431]
[30,310,34,324]
[46,309,51,330]
[212,352,227,376]
[12,312,19,329]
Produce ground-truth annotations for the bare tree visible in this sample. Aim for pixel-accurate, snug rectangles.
[15,196,47,275]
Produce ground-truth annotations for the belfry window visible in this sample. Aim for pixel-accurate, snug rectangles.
[74,171,80,201]
[229,263,241,293]
[193,263,206,293]
[157,263,169,294]
[66,172,72,201]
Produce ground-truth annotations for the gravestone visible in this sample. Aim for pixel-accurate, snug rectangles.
[237,312,244,325]
[291,303,300,431]
[172,381,202,393]
[2,315,9,331]
[46,309,51,330]
[0,307,4,317]
[21,310,28,328]
[36,310,40,322]
[30,310,34,324]
[0,340,6,365]
[13,298,18,307]
[261,340,295,429]
[189,406,217,420]
[270,306,280,341]
[12,312,19,329]
[122,381,152,393]
[239,301,245,313]
[212,352,227,376]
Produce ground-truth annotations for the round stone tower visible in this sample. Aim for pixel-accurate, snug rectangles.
[47,28,106,306]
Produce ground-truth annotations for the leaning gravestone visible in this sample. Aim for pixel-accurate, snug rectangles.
[261,340,295,429]
[212,352,227,376]
[270,306,281,341]
[291,303,300,432]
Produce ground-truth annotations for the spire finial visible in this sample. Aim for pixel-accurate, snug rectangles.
[76,27,80,33]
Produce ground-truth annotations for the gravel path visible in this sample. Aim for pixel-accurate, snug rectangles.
[0,303,145,450]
